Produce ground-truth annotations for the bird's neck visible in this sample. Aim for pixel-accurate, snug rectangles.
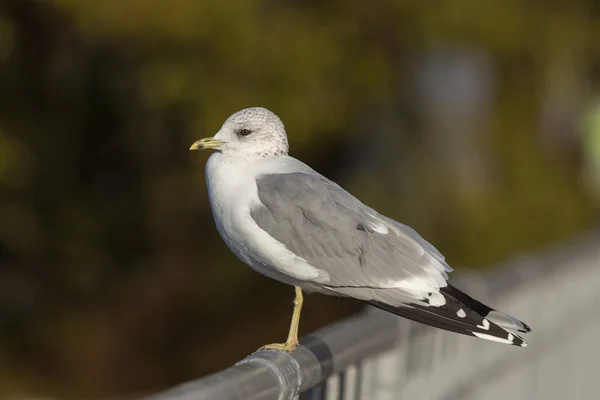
[216,150,289,163]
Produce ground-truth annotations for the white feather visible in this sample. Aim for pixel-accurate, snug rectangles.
[206,152,329,284]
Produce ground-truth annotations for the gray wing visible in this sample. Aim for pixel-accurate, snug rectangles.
[251,171,452,305]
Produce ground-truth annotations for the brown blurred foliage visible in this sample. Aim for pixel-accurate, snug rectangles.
[0,0,599,398]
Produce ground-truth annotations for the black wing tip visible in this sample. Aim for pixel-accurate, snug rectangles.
[369,299,529,348]
[442,284,532,335]
[469,330,528,348]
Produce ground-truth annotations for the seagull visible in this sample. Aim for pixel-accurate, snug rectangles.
[190,107,531,351]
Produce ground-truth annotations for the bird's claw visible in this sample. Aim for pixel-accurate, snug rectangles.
[259,340,298,352]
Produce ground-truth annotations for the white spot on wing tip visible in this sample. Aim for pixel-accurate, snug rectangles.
[456,309,466,318]
[472,332,513,345]
[521,342,528,348]
[477,319,490,330]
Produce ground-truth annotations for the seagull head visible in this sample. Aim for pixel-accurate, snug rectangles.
[190,107,289,158]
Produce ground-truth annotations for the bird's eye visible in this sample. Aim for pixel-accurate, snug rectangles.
[238,128,252,137]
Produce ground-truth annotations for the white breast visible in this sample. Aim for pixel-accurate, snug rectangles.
[204,153,328,284]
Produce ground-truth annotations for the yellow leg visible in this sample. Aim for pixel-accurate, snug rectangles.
[260,287,303,352]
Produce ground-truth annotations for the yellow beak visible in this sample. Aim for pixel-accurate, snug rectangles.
[189,137,224,151]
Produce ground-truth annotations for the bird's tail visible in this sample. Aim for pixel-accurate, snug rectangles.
[369,284,531,347]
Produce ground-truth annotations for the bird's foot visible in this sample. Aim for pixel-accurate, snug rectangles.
[259,339,298,352]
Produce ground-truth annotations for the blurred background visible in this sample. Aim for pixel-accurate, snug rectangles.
[0,0,600,398]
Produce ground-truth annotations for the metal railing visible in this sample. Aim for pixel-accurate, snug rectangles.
[146,231,600,400]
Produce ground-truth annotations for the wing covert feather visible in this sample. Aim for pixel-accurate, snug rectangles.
[250,172,450,302]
